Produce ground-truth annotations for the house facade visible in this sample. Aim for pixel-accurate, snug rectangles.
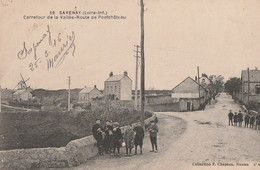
[104,71,132,100]
[240,69,260,106]
[172,77,208,111]
[13,88,33,102]
[78,85,102,102]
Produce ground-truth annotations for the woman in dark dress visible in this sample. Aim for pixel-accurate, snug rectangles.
[111,122,122,156]
[133,121,144,155]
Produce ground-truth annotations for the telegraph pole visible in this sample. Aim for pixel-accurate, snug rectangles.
[197,66,201,106]
[140,0,145,127]
[0,84,1,113]
[68,76,71,112]
[134,45,140,110]
[247,67,250,108]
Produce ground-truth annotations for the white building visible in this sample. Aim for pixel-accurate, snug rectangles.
[78,85,102,102]
[104,71,132,100]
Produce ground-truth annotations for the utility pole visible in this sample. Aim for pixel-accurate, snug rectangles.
[0,84,1,113]
[140,0,145,127]
[247,67,250,108]
[197,66,201,106]
[134,45,140,110]
[68,76,71,112]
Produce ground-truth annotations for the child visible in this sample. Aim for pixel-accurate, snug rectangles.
[123,124,135,156]
[149,120,159,153]
[133,121,144,155]
[111,122,122,156]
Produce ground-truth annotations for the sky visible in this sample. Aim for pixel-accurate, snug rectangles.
[0,0,259,90]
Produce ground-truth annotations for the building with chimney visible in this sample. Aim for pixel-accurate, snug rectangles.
[78,85,102,102]
[104,71,132,100]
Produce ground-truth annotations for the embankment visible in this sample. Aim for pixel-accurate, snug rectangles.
[0,113,156,169]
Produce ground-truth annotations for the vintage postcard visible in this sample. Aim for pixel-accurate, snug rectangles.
[0,0,259,169]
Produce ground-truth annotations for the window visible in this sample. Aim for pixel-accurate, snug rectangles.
[107,86,109,93]
[111,86,113,93]
[115,86,117,92]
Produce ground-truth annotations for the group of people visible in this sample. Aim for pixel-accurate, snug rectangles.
[91,118,159,156]
[228,110,260,129]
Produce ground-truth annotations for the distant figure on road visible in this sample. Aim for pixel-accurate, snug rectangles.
[228,110,234,126]
[123,124,135,156]
[111,122,122,156]
[149,120,159,153]
[255,114,260,130]
[238,111,243,127]
[249,116,255,128]
[244,114,250,128]
[233,112,238,126]
[133,121,144,155]
[92,119,104,155]
[103,120,113,154]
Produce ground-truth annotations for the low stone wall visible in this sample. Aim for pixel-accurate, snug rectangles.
[0,113,156,169]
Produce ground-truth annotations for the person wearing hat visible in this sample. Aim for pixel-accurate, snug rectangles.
[249,115,255,128]
[133,121,145,155]
[92,119,104,155]
[238,111,243,127]
[255,113,260,130]
[103,120,113,154]
[228,110,234,126]
[244,114,250,128]
[149,120,159,153]
[233,112,238,126]
[123,124,135,156]
[111,122,122,156]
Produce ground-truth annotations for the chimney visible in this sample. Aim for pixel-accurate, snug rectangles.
[109,72,113,77]
[124,71,128,76]
[85,86,87,88]
[94,85,97,88]
[195,76,197,81]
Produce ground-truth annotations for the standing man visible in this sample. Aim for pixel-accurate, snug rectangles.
[250,116,255,128]
[233,112,238,126]
[133,121,144,155]
[255,113,260,130]
[92,119,104,155]
[228,110,234,126]
[244,114,250,128]
[238,111,243,127]
[149,120,159,153]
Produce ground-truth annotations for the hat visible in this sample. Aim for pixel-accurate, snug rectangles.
[239,110,242,112]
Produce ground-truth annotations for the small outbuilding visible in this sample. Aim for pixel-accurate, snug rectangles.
[78,85,102,102]
[172,77,208,111]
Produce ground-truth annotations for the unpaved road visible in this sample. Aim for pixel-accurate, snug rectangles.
[70,93,260,170]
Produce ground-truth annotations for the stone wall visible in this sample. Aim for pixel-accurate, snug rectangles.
[0,113,156,169]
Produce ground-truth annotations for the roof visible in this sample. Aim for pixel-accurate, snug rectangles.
[172,76,208,92]
[79,87,95,94]
[105,75,125,82]
[241,70,260,82]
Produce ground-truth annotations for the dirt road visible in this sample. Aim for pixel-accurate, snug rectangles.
[71,93,260,170]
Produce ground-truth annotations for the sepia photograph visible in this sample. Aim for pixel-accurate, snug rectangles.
[0,0,259,169]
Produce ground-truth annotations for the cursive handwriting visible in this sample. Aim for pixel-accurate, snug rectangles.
[17,25,76,71]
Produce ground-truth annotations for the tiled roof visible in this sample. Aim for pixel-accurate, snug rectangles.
[105,75,124,82]
[79,87,95,94]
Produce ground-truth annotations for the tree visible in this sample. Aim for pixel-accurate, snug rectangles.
[224,77,241,95]
[212,75,224,94]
